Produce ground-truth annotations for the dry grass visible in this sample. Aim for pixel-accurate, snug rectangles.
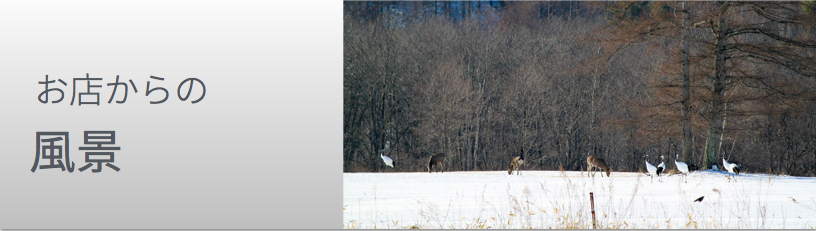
[344,172,792,229]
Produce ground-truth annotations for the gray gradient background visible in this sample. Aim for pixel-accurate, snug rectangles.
[0,0,341,229]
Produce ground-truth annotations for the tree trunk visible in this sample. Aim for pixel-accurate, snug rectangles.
[680,1,693,167]
[473,83,483,170]
[704,8,728,170]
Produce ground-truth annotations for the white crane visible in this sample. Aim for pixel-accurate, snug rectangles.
[674,154,690,183]
[645,155,659,183]
[380,141,394,168]
[723,157,739,182]
[380,153,394,168]
[657,155,666,182]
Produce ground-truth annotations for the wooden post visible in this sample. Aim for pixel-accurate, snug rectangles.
[590,192,597,229]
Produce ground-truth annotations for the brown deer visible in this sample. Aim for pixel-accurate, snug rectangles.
[587,155,611,177]
[508,148,525,175]
[428,152,447,173]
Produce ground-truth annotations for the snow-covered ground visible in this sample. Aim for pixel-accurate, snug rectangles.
[344,170,816,229]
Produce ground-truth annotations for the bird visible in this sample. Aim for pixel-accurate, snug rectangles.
[645,155,658,183]
[694,196,705,202]
[723,157,740,182]
[381,152,394,168]
[656,155,666,182]
[674,154,690,183]
[380,141,394,168]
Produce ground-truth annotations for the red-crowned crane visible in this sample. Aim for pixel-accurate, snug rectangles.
[723,157,740,182]
[645,155,659,183]
[380,141,394,168]
[674,154,690,183]
[656,155,665,182]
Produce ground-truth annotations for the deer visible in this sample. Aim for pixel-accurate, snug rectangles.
[508,148,525,175]
[587,155,611,177]
[428,152,447,173]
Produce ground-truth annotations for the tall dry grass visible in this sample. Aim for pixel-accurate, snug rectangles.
[345,171,795,229]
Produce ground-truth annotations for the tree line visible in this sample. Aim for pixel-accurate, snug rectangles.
[344,1,816,176]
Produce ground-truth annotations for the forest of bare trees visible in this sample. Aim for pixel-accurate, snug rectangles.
[344,1,816,176]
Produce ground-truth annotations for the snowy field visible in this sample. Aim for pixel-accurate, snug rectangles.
[344,170,816,229]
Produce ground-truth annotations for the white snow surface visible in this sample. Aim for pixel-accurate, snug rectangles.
[344,170,816,229]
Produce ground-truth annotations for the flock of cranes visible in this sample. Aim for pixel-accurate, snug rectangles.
[640,154,740,183]
[378,141,741,182]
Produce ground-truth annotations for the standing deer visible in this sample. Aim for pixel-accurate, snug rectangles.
[428,152,447,173]
[587,155,611,177]
[508,148,525,175]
